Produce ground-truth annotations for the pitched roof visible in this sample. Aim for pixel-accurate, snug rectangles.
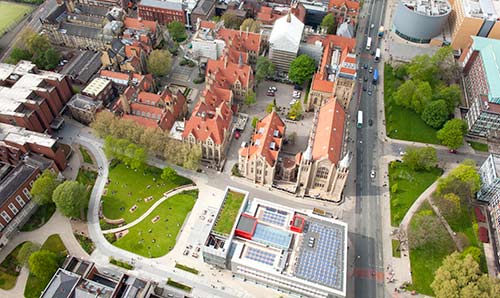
[217,28,261,53]
[206,58,252,89]
[200,20,216,29]
[329,0,360,10]
[239,111,285,166]
[182,99,233,144]
[269,13,304,53]
[123,17,158,33]
[311,99,345,164]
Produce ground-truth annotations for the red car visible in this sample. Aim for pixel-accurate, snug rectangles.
[234,131,241,139]
[448,149,457,154]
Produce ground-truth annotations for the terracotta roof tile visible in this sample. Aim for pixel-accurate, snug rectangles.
[328,0,360,10]
[217,28,261,53]
[311,99,345,164]
[124,17,158,33]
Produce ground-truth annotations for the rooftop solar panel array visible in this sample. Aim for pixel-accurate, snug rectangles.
[253,223,293,249]
[245,246,276,266]
[294,221,345,290]
[262,207,287,226]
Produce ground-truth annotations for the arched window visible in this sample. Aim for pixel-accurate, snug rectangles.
[316,167,329,179]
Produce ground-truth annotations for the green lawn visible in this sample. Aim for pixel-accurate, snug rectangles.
[79,146,93,164]
[113,190,197,258]
[24,235,67,298]
[102,162,192,224]
[392,239,401,258]
[408,202,456,295]
[0,1,34,36]
[213,190,245,235]
[20,203,56,231]
[469,141,489,152]
[0,241,29,290]
[389,161,442,226]
[384,64,440,144]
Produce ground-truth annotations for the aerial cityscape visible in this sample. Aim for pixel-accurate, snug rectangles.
[0,0,499,297]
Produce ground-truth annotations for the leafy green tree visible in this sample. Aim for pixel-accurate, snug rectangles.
[244,90,256,105]
[240,18,262,33]
[28,250,58,280]
[52,181,88,219]
[393,79,416,109]
[407,54,438,83]
[8,47,32,64]
[411,80,432,114]
[434,193,462,220]
[26,33,51,54]
[251,116,259,128]
[288,101,303,120]
[408,208,442,248]
[461,246,482,264]
[147,49,173,77]
[434,84,461,113]
[437,119,468,150]
[17,242,40,266]
[393,64,408,80]
[422,100,449,129]
[288,54,316,84]
[104,136,146,170]
[437,159,481,201]
[432,46,459,84]
[161,167,177,181]
[320,13,336,34]
[402,146,438,171]
[30,170,60,205]
[255,56,275,83]
[431,252,500,298]
[266,100,276,113]
[221,12,243,29]
[183,145,201,170]
[167,21,187,42]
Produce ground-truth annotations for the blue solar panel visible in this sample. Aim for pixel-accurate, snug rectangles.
[294,221,345,290]
[253,223,293,249]
[246,247,276,266]
[262,207,287,226]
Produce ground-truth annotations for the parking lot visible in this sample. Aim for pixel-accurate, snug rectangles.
[170,64,195,82]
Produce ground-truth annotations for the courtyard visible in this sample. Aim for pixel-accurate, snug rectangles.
[101,162,192,225]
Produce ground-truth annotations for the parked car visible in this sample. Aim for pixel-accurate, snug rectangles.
[363,63,368,69]
[269,86,277,92]
[368,119,373,126]
[234,130,241,139]
[369,66,373,73]
[294,84,303,91]
[267,91,275,96]
[370,169,376,179]
[449,149,457,154]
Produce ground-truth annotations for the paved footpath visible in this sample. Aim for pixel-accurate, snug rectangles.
[0,211,89,297]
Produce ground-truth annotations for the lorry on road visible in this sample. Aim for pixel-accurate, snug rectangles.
[366,37,372,51]
[374,48,381,62]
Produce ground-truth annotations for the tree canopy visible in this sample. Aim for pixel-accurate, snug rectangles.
[30,170,60,205]
[288,101,303,120]
[52,181,88,219]
[240,18,262,33]
[17,242,40,266]
[436,159,481,201]
[147,49,173,77]
[244,90,256,105]
[221,12,243,29]
[402,146,438,171]
[8,32,60,70]
[422,99,450,129]
[28,250,59,280]
[255,56,275,83]
[161,167,177,181]
[266,99,277,113]
[320,13,336,34]
[437,119,468,149]
[104,136,146,170]
[431,252,500,298]
[167,21,187,42]
[288,54,316,84]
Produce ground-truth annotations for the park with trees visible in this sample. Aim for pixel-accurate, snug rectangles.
[384,47,468,148]
[403,159,489,295]
[7,30,61,70]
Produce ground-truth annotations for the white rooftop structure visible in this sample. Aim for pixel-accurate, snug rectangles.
[269,13,305,54]
[402,0,451,16]
[82,77,110,97]
[0,122,57,148]
[460,0,500,20]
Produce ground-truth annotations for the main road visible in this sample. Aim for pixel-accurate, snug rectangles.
[351,0,389,297]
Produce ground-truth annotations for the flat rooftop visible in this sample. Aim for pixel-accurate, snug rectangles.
[402,0,451,16]
[0,122,57,148]
[82,77,110,96]
[471,36,500,103]
[461,0,500,20]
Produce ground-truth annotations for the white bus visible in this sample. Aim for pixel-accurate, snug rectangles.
[366,37,372,51]
[374,48,381,62]
[357,111,363,128]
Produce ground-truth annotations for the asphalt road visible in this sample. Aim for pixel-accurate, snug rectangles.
[351,0,388,297]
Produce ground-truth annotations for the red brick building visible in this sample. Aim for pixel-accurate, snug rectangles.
[0,61,73,133]
[138,0,186,25]
[328,0,360,25]
[0,123,68,170]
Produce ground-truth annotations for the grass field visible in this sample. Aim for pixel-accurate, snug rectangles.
[0,241,28,290]
[408,202,456,295]
[213,190,245,235]
[469,141,489,152]
[113,190,197,258]
[0,2,34,36]
[389,161,442,226]
[392,239,401,258]
[101,162,192,224]
[79,146,93,164]
[384,64,440,144]
[24,235,68,298]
